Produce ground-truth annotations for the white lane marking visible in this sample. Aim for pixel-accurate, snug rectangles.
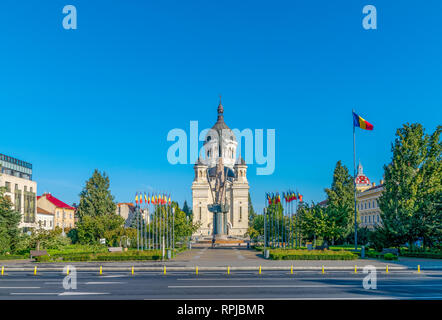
[148,296,442,300]
[168,284,442,288]
[85,282,126,285]
[176,277,435,281]
[0,287,40,289]
[59,292,110,296]
[11,292,59,295]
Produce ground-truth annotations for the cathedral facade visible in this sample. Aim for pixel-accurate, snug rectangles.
[191,100,249,238]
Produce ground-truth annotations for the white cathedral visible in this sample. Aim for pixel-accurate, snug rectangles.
[191,99,249,238]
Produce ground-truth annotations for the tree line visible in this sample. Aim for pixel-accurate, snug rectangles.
[247,123,441,251]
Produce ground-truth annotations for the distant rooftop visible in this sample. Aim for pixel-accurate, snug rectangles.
[37,193,75,210]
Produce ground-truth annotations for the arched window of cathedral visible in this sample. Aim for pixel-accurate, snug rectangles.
[199,207,202,220]
[207,136,211,142]
[230,136,234,141]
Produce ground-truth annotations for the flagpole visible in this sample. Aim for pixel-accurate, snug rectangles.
[295,193,298,248]
[284,196,287,248]
[353,109,358,251]
[172,206,175,254]
[291,198,293,248]
[144,197,147,250]
[263,196,266,249]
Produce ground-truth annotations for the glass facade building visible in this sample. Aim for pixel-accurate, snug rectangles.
[0,153,33,180]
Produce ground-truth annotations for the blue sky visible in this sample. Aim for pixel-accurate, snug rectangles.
[0,1,441,213]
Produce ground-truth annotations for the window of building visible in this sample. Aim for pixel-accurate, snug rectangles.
[239,206,242,221]
[5,181,11,192]
[199,207,202,220]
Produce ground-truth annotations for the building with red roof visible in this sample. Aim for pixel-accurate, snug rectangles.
[37,192,75,230]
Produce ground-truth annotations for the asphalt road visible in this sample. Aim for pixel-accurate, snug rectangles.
[1,270,442,300]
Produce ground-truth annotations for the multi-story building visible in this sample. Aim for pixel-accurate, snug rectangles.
[357,183,384,230]
[37,193,75,231]
[116,202,149,227]
[0,153,37,231]
[36,207,54,230]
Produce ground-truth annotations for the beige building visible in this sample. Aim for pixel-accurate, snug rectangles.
[116,202,150,227]
[357,183,384,230]
[192,100,249,237]
[355,162,384,230]
[37,193,75,231]
[0,153,37,231]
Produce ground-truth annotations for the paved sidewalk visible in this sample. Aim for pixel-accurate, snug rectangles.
[1,246,441,270]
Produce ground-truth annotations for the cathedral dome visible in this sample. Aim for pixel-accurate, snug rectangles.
[203,97,238,168]
[205,98,236,143]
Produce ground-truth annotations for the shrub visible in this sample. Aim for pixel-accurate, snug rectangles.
[382,253,398,260]
[366,251,381,258]
[269,249,357,260]
[36,249,165,262]
[401,251,442,259]
[0,255,27,260]
[35,255,52,262]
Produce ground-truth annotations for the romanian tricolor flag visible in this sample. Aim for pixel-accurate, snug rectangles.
[298,192,303,202]
[144,193,148,204]
[135,193,139,204]
[353,111,373,130]
[168,196,171,205]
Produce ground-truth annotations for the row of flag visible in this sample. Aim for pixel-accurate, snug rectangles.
[266,191,303,205]
[135,192,171,205]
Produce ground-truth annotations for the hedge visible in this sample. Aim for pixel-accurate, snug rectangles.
[401,251,442,259]
[268,249,358,260]
[36,250,165,262]
[0,255,27,260]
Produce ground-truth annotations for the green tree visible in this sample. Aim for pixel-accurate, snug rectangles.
[76,214,125,245]
[248,192,257,225]
[324,161,355,243]
[377,124,427,248]
[376,124,441,249]
[182,200,190,216]
[77,169,116,220]
[29,227,71,250]
[416,126,442,248]
[247,214,264,241]
[0,186,21,254]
